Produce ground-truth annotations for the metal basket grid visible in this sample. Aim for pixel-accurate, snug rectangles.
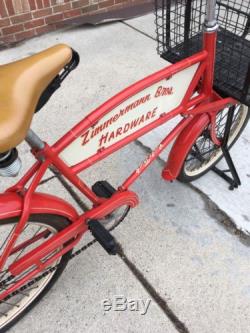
[155,0,250,106]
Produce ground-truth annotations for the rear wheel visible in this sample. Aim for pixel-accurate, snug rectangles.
[0,214,71,333]
[178,104,249,182]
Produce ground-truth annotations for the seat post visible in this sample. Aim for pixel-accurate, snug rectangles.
[25,129,45,150]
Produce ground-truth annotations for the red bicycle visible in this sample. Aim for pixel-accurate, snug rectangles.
[0,0,249,330]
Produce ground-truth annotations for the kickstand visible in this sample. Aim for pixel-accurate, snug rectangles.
[212,105,241,190]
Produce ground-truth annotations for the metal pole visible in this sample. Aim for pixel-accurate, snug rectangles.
[205,0,217,29]
[184,0,192,48]
[25,129,45,150]
[165,0,171,48]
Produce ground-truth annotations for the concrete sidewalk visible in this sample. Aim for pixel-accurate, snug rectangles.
[0,13,249,333]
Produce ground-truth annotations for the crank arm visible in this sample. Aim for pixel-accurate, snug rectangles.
[85,190,139,220]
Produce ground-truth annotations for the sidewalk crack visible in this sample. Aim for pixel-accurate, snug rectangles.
[120,21,157,42]
[117,243,190,333]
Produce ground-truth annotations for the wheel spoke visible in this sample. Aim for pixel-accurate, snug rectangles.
[0,311,8,317]
[0,225,15,253]
[193,143,205,161]
[0,270,9,282]
[12,226,43,264]
[0,300,20,308]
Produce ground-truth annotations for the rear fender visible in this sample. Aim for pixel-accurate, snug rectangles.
[0,192,79,222]
[162,113,210,180]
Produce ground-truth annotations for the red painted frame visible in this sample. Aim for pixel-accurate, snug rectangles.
[0,31,237,300]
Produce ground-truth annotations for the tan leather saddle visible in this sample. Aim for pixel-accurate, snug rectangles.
[0,44,73,153]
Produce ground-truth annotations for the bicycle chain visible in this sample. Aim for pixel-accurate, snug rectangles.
[0,209,129,303]
[0,237,97,303]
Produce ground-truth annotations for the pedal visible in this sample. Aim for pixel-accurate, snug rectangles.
[92,181,116,198]
[88,220,117,255]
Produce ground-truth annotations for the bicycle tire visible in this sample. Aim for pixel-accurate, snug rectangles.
[0,214,72,333]
[178,104,249,182]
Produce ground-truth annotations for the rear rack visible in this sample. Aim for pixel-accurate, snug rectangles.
[155,0,250,106]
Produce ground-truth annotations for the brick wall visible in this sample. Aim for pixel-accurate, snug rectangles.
[0,0,152,46]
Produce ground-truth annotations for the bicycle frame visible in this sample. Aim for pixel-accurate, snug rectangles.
[0,21,237,300]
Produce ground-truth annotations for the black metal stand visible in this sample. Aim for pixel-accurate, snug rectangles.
[211,105,241,190]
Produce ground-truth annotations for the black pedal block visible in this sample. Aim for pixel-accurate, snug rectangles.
[92,181,116,198]
[88,220,117,255]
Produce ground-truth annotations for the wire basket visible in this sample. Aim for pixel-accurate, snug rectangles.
[155,0,250,106]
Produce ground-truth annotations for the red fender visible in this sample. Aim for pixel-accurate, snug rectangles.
[0,192,79,221]
[162,113,210,180]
